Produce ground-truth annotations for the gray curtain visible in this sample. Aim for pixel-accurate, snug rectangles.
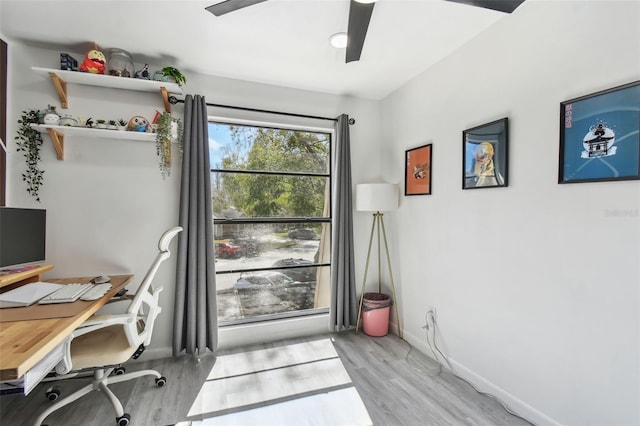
[329,114,357,331]
[173,95,218,355]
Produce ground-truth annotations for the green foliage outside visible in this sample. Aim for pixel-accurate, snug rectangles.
[212,126,330,218]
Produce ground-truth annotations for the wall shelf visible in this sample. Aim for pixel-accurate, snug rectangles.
[31,124,155,161]
[31,67,183,112]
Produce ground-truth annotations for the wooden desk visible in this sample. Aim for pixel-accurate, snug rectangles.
[0,274,133,381]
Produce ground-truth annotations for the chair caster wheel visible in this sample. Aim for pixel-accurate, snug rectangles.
[113,367,126,375]
[45,388,60,401]
[155,376,167,387]
[116,413,131,426]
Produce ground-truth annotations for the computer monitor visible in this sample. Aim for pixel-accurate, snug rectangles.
[0,207,46,268]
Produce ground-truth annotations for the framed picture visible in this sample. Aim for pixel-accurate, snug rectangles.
[559,80,640,184]
[462,118,509,189]
[405,144,432,195]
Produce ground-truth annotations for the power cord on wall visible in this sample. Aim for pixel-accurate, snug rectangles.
[423,311,536,426]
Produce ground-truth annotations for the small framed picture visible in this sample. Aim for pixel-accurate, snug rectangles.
[463,118,509,190]
[559,80,640,184]
[405,144,432,195]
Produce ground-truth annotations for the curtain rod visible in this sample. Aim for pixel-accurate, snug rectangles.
[168,96,355,125]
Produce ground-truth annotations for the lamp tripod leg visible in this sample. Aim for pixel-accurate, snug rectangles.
[356,214,377,334]
[379,215,402,338]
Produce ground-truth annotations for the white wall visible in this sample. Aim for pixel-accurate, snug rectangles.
[381,1,640,425]
[5,43,383,353]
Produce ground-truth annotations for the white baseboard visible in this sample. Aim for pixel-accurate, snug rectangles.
[401,327,561,426]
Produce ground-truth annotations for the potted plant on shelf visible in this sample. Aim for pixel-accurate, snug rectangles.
[107,120,118,130]
[155,111,183,179]
[96,119,106,129]
[117,118,128,131]
[15,109,45,202]
[160,66,186,87]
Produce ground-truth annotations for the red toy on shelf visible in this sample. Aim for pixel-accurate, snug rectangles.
[79,43,106,74]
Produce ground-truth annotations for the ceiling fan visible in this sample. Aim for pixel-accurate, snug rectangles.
[205,0,525,63]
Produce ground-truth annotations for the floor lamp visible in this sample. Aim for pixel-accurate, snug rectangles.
[355,183,402,338]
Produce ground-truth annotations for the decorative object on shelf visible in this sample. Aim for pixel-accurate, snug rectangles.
[160,66,186,87]
[85,117,94,128]
[134,64,150,80]
[15,109,45,202]
[79,43,106,74]
[559,80,640,184]
[107,120,118,130]
[58,114,78,127]
[60,53,78,71]
[405,143,432,195]
[42,105,60,125]
[96,119,107,129]
[155,111,183,178]
[462,117,509,189]
[355,183,401,338]
[117,118,128,131]
[128,115,149,132]
[108,48,135,77]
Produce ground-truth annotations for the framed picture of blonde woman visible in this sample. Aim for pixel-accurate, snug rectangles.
[463,118,509,190]
[405,143,432,195]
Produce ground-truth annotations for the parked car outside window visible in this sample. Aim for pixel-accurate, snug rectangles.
[272,258,315,282]
[287,228,318,240]
[215,242,241,259]
[234,271,296,290]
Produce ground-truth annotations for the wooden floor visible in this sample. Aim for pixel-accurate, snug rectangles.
[0,331,533,426]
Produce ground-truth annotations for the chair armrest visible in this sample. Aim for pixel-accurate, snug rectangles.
[71,314,136,338]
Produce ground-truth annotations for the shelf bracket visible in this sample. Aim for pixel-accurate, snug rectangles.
[160,87,171,113]
[48,72,68,109]
[46,128,65,160]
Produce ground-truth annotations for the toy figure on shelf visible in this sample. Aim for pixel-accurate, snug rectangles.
[79,45,106,74]
[134,64,150,80]
[128,115,149,132]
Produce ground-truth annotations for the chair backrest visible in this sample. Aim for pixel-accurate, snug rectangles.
[123,226,182,347]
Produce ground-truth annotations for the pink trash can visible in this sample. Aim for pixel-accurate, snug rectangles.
[362,293,391,337]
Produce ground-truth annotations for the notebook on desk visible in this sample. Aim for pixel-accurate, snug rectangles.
[0,281,64,308]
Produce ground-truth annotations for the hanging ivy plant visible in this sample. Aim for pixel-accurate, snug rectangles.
[15,109,45,201]
[155,111,183,179]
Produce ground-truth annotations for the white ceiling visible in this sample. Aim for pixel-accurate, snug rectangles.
[0,0,513,100]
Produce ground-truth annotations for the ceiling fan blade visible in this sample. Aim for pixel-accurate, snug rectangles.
[346,0,375,63]
[206,0,268,17]
[444,0,525,13]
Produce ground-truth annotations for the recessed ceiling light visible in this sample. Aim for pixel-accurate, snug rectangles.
[330,32,348,49]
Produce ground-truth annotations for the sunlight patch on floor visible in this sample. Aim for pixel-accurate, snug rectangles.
[190,387,371,426]
[185,338,372,425]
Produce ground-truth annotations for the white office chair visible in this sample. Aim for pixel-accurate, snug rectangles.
[35,226,183,426]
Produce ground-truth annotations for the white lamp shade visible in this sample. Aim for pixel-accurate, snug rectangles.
[356,183,399,212]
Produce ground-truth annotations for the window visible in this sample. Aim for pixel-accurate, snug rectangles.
[209,121,332,325]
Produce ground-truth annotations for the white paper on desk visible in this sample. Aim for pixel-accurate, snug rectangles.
[0,282,65,308]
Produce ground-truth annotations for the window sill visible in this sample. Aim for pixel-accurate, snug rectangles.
[217,311,329,350]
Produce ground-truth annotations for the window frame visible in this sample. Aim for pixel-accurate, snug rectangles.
[208,117,334,326]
